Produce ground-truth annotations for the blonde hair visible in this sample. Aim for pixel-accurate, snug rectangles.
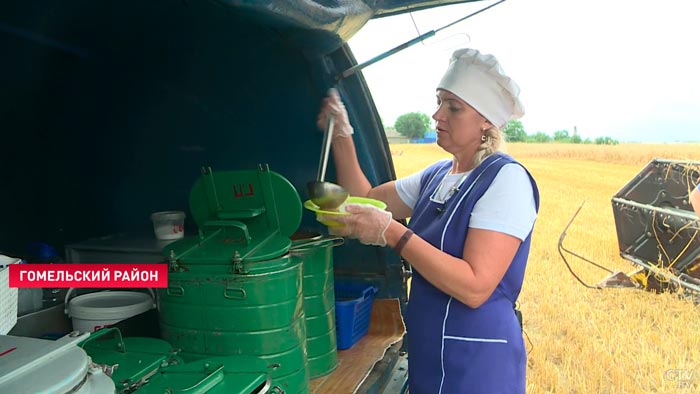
[472,125,507,167]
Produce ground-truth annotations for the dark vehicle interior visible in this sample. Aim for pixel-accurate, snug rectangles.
[1,0,482,392]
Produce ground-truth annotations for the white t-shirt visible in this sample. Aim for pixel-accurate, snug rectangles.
[395,160,537,241]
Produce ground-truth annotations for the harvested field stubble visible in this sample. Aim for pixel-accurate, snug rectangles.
[390,142,700,393]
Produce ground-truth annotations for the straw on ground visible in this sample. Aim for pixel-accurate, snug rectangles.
[390,142,700,394]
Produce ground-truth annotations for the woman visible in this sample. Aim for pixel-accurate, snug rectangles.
[318,48,539,393]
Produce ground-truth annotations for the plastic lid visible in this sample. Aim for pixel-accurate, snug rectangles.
[151,211,186,221]
[67,291,154,320]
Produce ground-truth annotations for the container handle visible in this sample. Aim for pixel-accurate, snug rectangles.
[166,285,185,297]
[330,236,345,248]
[216,209,263,220]
[146,288,156,309]
[289,236,344,251]
[64,287,76,316]
[202,220,251,244]
[268,385,286,394]
[362,286,378,300]
[253,377,272,394]
[224,287,246,300]
[78,327,126,353]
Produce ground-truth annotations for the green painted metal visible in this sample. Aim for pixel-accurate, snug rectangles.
[159,166,310,392]
[290,233,342,378]
[159,255,309,393]
[303,286,335,317]
[137,355,282,394]
[306,325,337,355]
[190,166,302,239]
[79,328,182,394]
[179,343,308,391]
[262,363,310,394]
[163,166,302,267]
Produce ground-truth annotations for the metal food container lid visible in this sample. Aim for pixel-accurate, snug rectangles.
[80,329,182,391]
[0,332,115,393]
[136,355,275,394]
[164,165,302,265]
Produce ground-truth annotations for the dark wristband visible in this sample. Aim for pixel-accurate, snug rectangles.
[393,229,414,255]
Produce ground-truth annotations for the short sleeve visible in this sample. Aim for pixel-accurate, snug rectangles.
[395,169,426,209]
[469,163,537,241]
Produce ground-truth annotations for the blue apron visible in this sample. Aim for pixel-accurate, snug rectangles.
[405,153,540,394]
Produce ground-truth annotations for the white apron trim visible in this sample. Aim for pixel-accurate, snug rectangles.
[439,156,504,250]
[438,297,453,394]
[436,156,506,394]
[444,336,509,344]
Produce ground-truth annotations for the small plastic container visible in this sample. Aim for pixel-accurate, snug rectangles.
[65,289,156,332]
[334,283,378,350]
[150,211,186,240]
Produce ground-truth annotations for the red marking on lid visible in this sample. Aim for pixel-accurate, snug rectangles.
[0,347,17,357]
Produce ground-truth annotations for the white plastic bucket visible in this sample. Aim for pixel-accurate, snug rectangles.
[151,211,186,240]
[65,289,155,332]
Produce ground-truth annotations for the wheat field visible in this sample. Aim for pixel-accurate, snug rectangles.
[390,142,700,393]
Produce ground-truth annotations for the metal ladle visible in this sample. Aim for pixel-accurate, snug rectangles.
[307,115,349,210]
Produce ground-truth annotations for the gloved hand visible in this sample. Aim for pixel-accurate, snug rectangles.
[320,204,392,246]
[317,88,354,140]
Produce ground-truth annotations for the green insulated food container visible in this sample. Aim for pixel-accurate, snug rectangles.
[137,355,285,394]
[290,232,343,378]
[78,328,182,394]
[158,166,309,394]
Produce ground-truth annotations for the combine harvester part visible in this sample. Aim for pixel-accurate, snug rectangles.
[559,159,700,297]
[558,201,639,289]
[612,159,700,295]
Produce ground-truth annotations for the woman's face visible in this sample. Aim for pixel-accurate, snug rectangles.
[432,89,491,158]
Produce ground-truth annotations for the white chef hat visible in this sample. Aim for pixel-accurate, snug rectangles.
[437,48,524,129]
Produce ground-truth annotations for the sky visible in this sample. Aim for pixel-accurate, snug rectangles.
[348,0,700,143]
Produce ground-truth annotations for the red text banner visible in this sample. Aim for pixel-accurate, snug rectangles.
[9,264,168,288]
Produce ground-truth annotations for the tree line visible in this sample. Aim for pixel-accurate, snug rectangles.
[392,112,619,145]
[502,120,619,145]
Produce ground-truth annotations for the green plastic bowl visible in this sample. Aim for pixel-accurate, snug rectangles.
[304,197,387,227]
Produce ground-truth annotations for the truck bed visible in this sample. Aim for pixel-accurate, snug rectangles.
[310,299,405,393]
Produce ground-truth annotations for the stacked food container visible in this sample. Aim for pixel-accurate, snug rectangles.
[290,232,342,378]
[158,165,309,393]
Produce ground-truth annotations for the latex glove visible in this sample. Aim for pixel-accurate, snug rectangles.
[320,204,392,246]
[317,88,354,140]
